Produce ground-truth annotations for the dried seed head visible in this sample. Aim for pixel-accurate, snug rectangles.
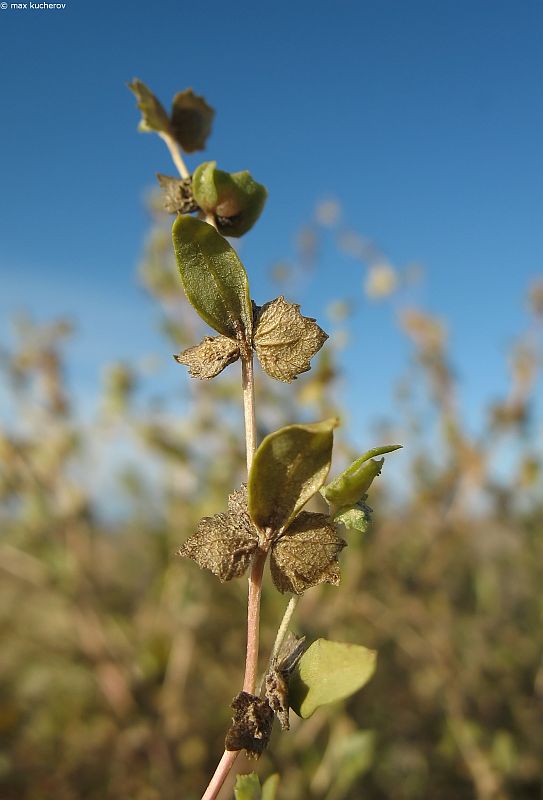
[224,692,274,759]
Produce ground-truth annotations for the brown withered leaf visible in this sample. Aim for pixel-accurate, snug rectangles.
[253,296,328,383]
[174,335,240,379]
[156,173,199,214]
[265,634,305,732]
[270,512,346,594]
[265,668,290,731]
[224,691,274,759]
[177,486,258,580]
[170,88,215,152]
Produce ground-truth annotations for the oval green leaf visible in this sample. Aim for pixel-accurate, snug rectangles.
[248,419,337,533]
[322,444,402,507]
[172,215,253,339]
[234,773,261,800]
[289,638,377,719]
[262,774,279,800]
[128,79,171,135]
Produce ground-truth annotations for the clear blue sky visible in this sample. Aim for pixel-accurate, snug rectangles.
[1,0,542,446]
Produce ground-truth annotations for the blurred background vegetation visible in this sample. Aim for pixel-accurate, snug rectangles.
[1,195,542,800]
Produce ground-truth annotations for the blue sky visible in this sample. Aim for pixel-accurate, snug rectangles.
[1,0,542,449]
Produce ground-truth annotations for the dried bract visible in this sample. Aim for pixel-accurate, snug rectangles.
[225,692,274,759]
[177,486,258,581]
[170,89,215,153]
[174,335,240,379]
[269,512,346,594]
[157,174,199,215]
[265,634,306,730]
[253,296,328,383]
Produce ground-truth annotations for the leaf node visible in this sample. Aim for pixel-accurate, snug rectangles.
[156,174,199,215]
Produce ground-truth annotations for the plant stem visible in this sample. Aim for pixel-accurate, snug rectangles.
[159,132,190,179]
[200,750,239,800]
[243,550,267,693]
[200,352,261,800]
[241,352,257,473]
[256,596,299,695]
[270,596,299,663]
[241,348,262,693]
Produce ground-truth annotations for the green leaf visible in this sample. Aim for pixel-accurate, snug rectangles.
[262,774,280,800]
[248,419,338,533]
[270,512,346,595]
[289,639,377,718]
[177,486,258,581]
[128,79,171,135]
[192,161,227,211]
[325,731,375,797]
[235,773,278,800]
[172,215,253,339]
[192,161,268,237]
[170,88,214,152]
[322,444,402,508]
[333,499,372,534]
[334,494,373,533]
[234,773,262,800]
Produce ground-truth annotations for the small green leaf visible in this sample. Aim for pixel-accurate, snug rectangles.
[172,215,253,339]
[333,500,372,534]
[128,79,171,135]
[192,161,227,211]
[234,773,261,800]
[289,639,377,718]
[248,419,337,533]
[262,774,280,800]
[325,731,375,796]
[192,161,268,237]
[322,445,402,508]
[170,88,215,152]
